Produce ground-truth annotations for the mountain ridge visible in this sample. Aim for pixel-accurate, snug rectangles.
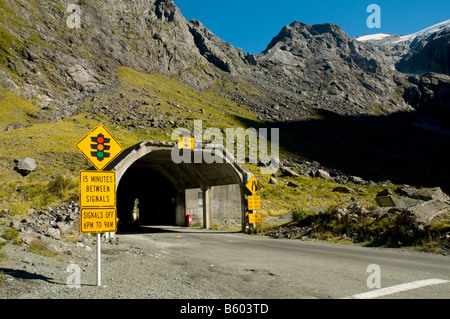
[1,0,449,125]
[0,0,450,215]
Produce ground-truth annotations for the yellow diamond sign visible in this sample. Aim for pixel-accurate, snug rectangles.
[246,176,263,195]
[76,124,123,171]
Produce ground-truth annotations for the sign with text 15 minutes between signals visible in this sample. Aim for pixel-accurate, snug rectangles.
[79,170,116,208]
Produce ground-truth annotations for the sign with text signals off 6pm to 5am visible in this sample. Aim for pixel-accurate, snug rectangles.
[76,124,123,171]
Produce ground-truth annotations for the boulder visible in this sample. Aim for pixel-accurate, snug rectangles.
[9,220,20,229]
[21,236,35,245]
[13,158,37,176]
[395,186,449,202]
[57,222,71,236]
[46,227,61,240]
[395,187,417,197]
[406,199,450,225]
[280,166,300,177]
[315,169,332,180]
[410,187,449,202]
[349,176,366,185]
[331,207,348,220]
[393,197,425,209]
[286,181,300,188]
[375,189,396,207]
[376,188,393,197]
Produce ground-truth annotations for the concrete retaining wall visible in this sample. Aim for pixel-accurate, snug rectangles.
[186,185,242,228]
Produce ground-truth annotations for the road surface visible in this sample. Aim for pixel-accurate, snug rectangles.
[119,225,450,299]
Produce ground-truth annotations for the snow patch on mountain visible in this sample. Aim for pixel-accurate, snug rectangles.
[357,33,392,42]
[356,19,450,43]
[395,19,450,43]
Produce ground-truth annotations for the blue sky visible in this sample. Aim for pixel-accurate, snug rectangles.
[173,0,450,53]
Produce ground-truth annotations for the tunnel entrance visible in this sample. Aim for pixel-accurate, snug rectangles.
[108,141,254,232]
[117,164,177,227]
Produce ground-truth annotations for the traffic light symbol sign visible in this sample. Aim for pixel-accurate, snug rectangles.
[91,134,111,161]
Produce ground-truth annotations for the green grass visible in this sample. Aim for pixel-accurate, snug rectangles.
[115,67,260,130]
[0,89,40,126]
[252,166,386,217]
[27,239,58,257]
[0,226,20,244]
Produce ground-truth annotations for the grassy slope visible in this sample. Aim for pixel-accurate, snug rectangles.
[0,67,393,219]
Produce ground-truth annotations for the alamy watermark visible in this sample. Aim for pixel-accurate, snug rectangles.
[66,4,81,29]
[171,120,280,175]
[366,264,381,289]
[366,4,381,29]
[66,263,81,289]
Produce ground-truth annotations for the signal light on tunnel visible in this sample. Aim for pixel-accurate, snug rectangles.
[91,133,111,161]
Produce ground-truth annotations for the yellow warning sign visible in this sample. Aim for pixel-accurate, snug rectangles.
[248,195,262,210]
[79,171,116,208]
[76,124,123,171]
[80,208,117,234]
[178,136,195,149]
[248,213,262,224]
[246,177,263,195]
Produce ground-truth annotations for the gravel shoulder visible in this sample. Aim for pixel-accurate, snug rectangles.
[0,233,226,299]
[1,230,288,299]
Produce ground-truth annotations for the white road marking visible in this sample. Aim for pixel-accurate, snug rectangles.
[345,279,450,299]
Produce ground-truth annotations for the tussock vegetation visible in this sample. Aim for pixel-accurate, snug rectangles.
[259,204,450,253]
[0,226,20,244]
[27,239,58,257]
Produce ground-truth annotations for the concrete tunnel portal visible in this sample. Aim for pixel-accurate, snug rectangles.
[105,141,254,231]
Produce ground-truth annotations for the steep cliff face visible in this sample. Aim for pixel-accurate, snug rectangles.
[357,21,450,77]
[0,0,448,125]
[247,21,411,117]
[396,28,450,76]
[0,0,220,118]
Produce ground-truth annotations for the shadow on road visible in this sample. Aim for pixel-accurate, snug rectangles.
[0,268,63,285]
[117,224,242,235]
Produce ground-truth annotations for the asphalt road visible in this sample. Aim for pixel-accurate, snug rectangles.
[119,226,450,299]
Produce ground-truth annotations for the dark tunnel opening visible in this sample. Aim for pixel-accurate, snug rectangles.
[117,164,177,229]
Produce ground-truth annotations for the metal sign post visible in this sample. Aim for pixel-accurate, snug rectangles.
[97,233,101,286]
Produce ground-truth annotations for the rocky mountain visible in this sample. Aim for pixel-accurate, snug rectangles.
[248,21,411,117]
[0,0,221,119]
[396,27,450,76]
[357,20,450,76]
[1,0,448,124]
